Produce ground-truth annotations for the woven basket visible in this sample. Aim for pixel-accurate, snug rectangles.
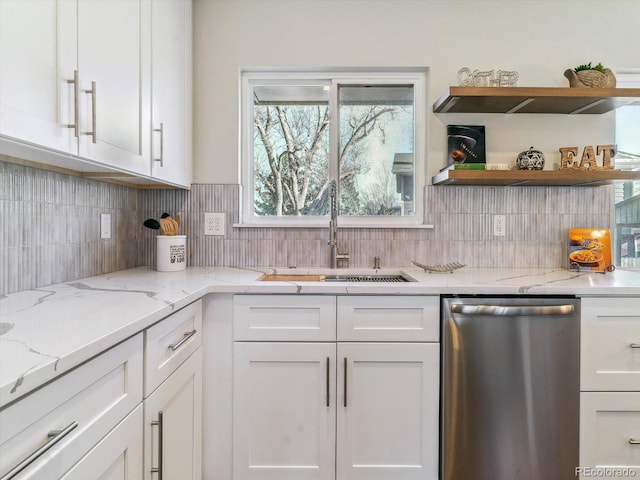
[576,69,616,88]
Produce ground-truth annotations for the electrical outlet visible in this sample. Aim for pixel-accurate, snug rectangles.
[204,212,225,236]
[101,213,111,239]
[493,215,505,236]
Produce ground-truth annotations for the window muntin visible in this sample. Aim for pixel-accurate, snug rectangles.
[241,70,426,226]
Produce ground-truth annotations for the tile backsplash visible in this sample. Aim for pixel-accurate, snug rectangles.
[1,160,612,295]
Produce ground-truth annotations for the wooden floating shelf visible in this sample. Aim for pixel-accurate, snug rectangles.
[433,86,640,114]
[432,169,640,187]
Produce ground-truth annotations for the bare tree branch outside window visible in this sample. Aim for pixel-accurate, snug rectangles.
[252,82,415,218]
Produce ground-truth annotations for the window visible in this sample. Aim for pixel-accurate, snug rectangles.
[240,69,427,226]
[613,70,640,268]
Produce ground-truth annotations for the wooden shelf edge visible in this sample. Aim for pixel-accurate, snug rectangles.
[432,169,640,187]
[433,86,640,114]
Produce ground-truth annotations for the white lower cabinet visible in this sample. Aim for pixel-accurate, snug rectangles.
[337,343,439,480]
[233,343,336,480]
[580,296,640,479]
[0,299,204,480]
[143,348,203,480]
[0,334,143,480]
[232,294,440,480]
[143,300,203,480]
[59,405,143,480]
[581,297,640,391]
[580,393,640,478]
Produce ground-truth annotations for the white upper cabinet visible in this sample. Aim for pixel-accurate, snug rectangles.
[150,0,192,187]
[0,0,77,154]
[1,0,192,187]
[77,0,151,176]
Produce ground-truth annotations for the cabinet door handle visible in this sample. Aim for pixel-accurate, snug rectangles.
[630,343,640,349]
[326,357,330,407]
[65,70,79,137]
[168,329,197,351]
[82,81,97,143]
[154,123,164,166]
[630,438,640,445]
[343,357,348,407]
[151,411,164,480]
[1,421,78,480]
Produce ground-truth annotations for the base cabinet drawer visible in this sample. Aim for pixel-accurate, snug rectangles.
[145,300,202,397]
[337,296,439,341]
[233,295,336,341]
[581,297,640,391]
[580,392,640,479]
[59,405,143,480]
[0,334,143,480]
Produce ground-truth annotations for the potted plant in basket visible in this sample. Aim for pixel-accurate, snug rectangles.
[564,62,616,88]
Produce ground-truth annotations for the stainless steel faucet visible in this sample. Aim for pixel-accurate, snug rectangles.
[328,180,349,268]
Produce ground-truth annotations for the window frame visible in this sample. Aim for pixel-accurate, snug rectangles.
[613,68,640,269]
[239,68,428,227]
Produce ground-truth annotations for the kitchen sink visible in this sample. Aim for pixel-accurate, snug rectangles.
[260,273,413,282]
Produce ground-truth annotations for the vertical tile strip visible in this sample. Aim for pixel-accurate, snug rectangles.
[0,160,614,295]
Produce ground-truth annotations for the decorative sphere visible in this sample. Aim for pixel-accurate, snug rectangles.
[516,147,545,170]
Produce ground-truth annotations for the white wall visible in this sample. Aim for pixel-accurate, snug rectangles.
[193,0,640,184]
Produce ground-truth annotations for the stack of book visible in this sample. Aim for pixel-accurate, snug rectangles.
[440,163,510,172]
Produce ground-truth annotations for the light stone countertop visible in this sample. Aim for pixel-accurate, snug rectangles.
[1,265,640,408]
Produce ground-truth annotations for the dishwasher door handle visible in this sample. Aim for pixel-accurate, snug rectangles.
[451,304,575,317]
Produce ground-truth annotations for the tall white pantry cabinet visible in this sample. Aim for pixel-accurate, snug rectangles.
[0,0,192,188]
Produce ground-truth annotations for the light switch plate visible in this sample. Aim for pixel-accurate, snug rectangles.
[205,213,225,236]
[101,213,111,239]
[493,215,505,236]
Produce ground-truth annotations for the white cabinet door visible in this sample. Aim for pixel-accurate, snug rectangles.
[77,0,150,175]
[0,0,77,154]
[60,405,143,480]
[580,392,640,479]
[581,297,640,391]
[336,343,440,480]
[233,342,336,480]
[144,348,202,480]
[150,0,192,187]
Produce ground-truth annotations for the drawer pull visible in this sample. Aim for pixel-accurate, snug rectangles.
[1,421,78,480]
[168,330,197,351]
[151,412,164,479]
[630,438,640,445]
[630,343,640,349]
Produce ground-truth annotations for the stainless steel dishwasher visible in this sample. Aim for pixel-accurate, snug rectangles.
[441,296,580,480]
